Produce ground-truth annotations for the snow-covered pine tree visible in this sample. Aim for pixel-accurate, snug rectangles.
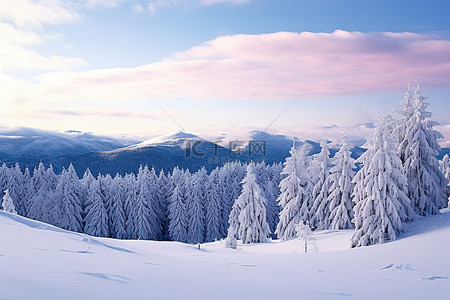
[205,168,224,242]
[327,136,356,230]
[157,169,170,240]
[80,168,95,217]
[84,179,109,237]
[133,165,161,240]
[218,164,235,235]
[439,154,450,205]
[55,164,84,233]
[397,84,448,215]
[295,221,318,253]
[310,139,333,230]
[276,144,313,240]
[7,164,26,216]
[110,174,127,239]
[351,115,413,247]
[236,163,270,244]
[22,168,34,215]
[99,174,113,232]
[2,189,17,214]
[0,163,9,195]
[225,226,237,249]
[168,168,189,242]
[186,168,207,244]
[124,173,138,239]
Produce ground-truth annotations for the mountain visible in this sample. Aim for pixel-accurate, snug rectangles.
[2,209,449,299]
[0,127,447,176]
[0,127,133,159]
[52,131,237,175]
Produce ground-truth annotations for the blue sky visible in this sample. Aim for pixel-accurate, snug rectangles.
[1,0,449,145]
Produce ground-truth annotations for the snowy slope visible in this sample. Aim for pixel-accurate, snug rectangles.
[0,127,133,159]
[1,210,449,299]
[126,131,199,149]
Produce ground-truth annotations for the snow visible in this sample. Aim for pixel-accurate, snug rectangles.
[1,209,449,299]
[128,131,199,149]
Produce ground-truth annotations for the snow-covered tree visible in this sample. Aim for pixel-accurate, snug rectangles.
[276,144,313,240]
[397,84,448,215]
[295,221,318,253]
[55,164,84,233]
[2,189,17,214]
[225,226,237,249]
[439,154,450,204]
[205,168,224,242]
[310,139,333,229]
[110,174,127,239]
[351,115,413,247]
[235,164,270,244]
[124,173,138,239]
[80,168,95,217]
[168,169,189,242]
[157,169,170,240]
[84,179,109,237]
[327,136,355,229]
[186,168,207,244]
[7,164,26,216]
[133,165,161,240]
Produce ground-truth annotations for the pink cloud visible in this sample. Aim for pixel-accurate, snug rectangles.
[25,30,450,104]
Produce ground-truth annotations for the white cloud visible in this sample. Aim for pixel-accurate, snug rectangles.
[82,0,127,9]
[200,0,251,5]
[147,0,172,13]
[0,0,80,27]
[0,21,85,72]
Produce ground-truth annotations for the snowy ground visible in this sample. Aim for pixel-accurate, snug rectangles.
[1,210,449,299]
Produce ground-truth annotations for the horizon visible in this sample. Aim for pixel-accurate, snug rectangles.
[1,1,449,146]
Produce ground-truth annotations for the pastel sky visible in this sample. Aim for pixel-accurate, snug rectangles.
[1,0,449,145]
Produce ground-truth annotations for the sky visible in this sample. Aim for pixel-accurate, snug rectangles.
[1,0,450,145]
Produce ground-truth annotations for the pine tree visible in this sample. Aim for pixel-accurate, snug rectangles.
[351,115,413,247]
[55,164,84,233]
[236,164,271,244]
[124,173,138,239]
[2,189,17,214]
[327,136,356,230]
[186,168,207,244]
[168,169,189,242]
[157,169,170,240]
[205,168,224,242]
[439,154,450,205]
[276,144,313,240]
[80,169,95,217]
[225,226,237,249]
[310,139,333,229]
[397,84,448,215]
[110,174,127,239]
[7,164,26,216]
[84,179,109,237]
[133,166,160,240]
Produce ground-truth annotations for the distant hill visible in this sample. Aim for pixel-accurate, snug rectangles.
[0,127,447,176]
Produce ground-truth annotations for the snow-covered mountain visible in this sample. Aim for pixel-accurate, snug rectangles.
[1,209,449,299]
[126,131,199,149]
[0,127,447,176]
[0,127,134,159]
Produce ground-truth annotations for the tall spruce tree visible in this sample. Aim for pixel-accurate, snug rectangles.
[397,84,448,215]
[276,144,313,240]
[352,115,413,247]
[236,163,270,244]
[327,136,356,229]
[310,139,333,229]
[84,179,109,237]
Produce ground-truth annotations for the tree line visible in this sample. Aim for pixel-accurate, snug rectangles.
[1,84,449,247]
